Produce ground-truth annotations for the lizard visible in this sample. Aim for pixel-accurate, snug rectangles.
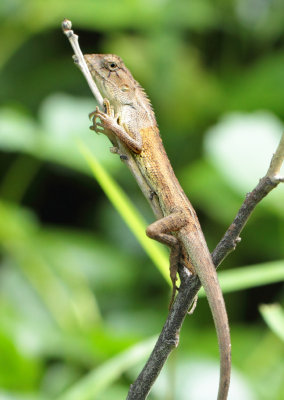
[84,53,231,400]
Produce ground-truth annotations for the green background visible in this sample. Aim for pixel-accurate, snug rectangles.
[0,1,284,399]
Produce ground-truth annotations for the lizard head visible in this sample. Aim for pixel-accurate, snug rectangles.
[84,53,137,106]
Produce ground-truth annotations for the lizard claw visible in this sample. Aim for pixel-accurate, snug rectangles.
[89,110,96,121]
[89,106,101,121]
[90,125,104,134]
[187,295,198,315]
[103,98,111,114]
[103,99,116,118]
[89,105,111,134]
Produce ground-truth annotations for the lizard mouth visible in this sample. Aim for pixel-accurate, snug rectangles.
[83,54,120,101]
[84,55,100,80]
[84,56,106,94]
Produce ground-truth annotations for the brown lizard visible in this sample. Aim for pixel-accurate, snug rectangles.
[84,53,231,400]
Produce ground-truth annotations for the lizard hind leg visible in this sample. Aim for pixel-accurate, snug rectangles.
[146,211,188,307]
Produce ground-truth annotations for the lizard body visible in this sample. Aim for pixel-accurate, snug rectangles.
[84,53,231,400]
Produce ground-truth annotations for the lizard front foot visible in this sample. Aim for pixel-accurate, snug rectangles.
[90,102,121,136]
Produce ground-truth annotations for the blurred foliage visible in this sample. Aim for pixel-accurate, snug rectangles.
[0,0,284,399]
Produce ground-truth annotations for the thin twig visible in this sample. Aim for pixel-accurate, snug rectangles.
[266,132,284,179]
[62,19,104,106]
[62,20,284,400]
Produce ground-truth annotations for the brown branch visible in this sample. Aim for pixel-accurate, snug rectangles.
[62,20,284,400]
[127,268,200,400]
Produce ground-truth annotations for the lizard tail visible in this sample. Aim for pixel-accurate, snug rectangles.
[202,267,231,400]
[183,231,231,400]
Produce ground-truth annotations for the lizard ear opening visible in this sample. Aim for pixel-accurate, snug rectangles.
[121,84,130,92]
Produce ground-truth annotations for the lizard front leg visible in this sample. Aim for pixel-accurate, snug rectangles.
[146,210,188,307]
[90,99,142,154]
[89,100,119,149]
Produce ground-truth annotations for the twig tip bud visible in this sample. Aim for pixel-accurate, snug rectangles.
[62,19,72,31]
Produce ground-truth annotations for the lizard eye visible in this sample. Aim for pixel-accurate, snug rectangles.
[107,61,118,71]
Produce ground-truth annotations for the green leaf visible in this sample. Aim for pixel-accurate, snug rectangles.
[199,260,284,297]
[259,304,284,342]
[204,111,284,194]
[0,200,139,335]
[0,96,118,176]
[56,336,156,400]
[0,329,41,391]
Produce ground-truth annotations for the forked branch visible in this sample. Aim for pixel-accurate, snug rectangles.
[126,132,284,399]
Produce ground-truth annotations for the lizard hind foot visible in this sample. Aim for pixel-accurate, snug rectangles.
[187,295,198,315]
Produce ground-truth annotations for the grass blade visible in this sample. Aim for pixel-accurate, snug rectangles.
[78,140,170,284]
[199,260,284,296]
